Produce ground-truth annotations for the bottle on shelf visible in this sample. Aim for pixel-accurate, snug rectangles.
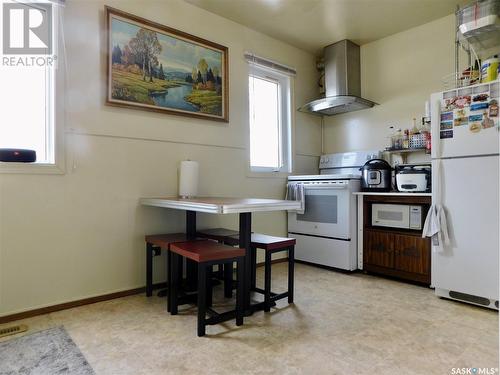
[412,117,420,134]
[420,117,431,153]
[394,128,403,150]
[403,129,409,149]
[386,126,395,150]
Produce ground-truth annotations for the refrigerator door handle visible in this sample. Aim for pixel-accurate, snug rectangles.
[430,94,441,160]
[434,158,442,205]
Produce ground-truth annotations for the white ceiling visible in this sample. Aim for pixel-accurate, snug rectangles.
[184,0,466,54]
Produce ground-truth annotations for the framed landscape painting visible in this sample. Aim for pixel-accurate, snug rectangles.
[105,7,229,122]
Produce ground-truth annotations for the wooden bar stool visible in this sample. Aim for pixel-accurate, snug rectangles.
[168,240,245,337]
[144,233,204,297]
[229,233,296,312]
[197,228,240,298]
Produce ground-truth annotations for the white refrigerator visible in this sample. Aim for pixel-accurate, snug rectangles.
[430,80,499,309]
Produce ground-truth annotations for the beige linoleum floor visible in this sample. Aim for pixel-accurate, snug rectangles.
[1,262,498,375]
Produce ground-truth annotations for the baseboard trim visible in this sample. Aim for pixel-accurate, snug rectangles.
[0,258,290,325]
[0,282,168,325]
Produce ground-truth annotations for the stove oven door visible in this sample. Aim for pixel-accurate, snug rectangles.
[288,182,351,239]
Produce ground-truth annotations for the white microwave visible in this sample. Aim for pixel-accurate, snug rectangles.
[371,204,423,230]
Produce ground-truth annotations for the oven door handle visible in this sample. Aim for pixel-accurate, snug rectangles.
[303,184,348,190]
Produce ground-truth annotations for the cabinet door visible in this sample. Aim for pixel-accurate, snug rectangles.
[394,235,430,275]
[364,231,394,268]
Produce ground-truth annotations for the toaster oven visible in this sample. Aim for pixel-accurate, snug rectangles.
[372,204,423,230]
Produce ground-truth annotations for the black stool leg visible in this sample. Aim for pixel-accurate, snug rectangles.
[288,246,295,304]
[197,264,207,337]
[170,253,179,315]
[146,242,153,297]
[264,250,272,312]
[206,266,213,308]
[250,246,257,290]
[186,259,198,291]
[236,258,244,326]
[167,249,172,312]
[215,240,224,280]
[223,262,233,298]
[177,255,183,286]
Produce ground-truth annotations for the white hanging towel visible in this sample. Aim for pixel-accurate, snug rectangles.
[422,204,450,252]
[285,183,305,214]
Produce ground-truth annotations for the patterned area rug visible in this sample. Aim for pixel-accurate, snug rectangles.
[0,326,94,375]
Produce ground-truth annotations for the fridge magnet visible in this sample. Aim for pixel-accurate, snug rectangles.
[454,117,468,127]
[443,99,454,111]
[441,112,453,121]
[472,93,489,102]
[469,114,483,122]
[444,95,471,110]
[440,121,453,130]
[469,122,481,133]
[489,100,498,117]
[481,112,495,129]
[454,95,471,108]
[440,130,453,139]
[470,102,489,111]
[455,108,468,117]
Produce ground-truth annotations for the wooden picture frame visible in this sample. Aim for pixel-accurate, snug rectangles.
[105,6,229,122]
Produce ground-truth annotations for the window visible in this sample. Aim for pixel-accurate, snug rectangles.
[0,65,54,163]
[248,61,292,173]
[0,0,63,173]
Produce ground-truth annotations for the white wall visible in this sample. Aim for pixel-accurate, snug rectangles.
[0,0,321,317]
[323,14,460,164]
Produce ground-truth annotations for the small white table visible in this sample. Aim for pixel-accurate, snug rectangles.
[140,196,300,310]
[140,197,301,214]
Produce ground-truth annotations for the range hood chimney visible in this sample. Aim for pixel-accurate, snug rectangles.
[300,40,377,116]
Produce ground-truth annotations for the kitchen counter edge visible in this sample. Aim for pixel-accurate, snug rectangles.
[353,192,432,197]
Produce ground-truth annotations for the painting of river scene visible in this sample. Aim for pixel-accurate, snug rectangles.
[106,7,228,122]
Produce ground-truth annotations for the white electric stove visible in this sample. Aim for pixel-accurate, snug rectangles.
[287,150,379,270]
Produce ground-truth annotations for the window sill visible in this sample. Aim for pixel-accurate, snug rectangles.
[246,170,291,179]
[0,162,65,175]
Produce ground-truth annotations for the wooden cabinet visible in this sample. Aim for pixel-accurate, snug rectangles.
[364,229,431,284]
[364,231,394,269]
[394,234,430,276]
[361,194,432,285]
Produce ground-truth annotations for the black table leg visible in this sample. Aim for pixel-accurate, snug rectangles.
[239,212,252,310]
[186,210,197,237]
[186,210,198,291]
[146,242,153,297]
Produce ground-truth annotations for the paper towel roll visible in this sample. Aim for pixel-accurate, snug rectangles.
[178,160,199,198]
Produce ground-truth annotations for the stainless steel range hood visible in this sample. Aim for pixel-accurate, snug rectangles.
[300,40,377,116]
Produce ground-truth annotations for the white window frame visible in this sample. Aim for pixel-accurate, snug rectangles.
[0,2,65,175]
[248,63,292,175]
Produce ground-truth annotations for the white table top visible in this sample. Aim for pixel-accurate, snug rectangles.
[140,196,301,214]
